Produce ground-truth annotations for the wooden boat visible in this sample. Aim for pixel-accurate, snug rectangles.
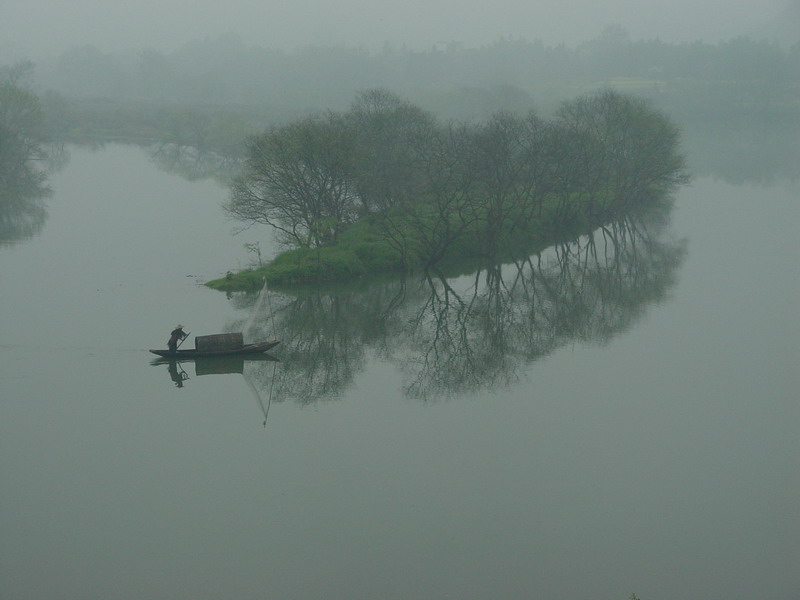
[149,340,280,358]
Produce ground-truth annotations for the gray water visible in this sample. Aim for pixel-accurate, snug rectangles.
[1,143,798,600]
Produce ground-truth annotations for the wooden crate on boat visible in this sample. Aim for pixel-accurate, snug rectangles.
[195,332,244,352]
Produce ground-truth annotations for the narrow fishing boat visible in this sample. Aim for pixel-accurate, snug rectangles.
[149,332,279,358]
[148,341,280,358]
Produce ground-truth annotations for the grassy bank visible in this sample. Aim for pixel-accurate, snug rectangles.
[205,192,619,292]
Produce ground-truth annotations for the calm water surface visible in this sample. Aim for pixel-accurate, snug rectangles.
[1,143,798,600]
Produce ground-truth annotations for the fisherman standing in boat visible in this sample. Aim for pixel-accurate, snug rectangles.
[167,325,188,354]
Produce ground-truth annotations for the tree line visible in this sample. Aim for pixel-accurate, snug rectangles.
[26,30,798,117]
[0,62,55,245]
[3,29,794,155]
[223,88,688,278]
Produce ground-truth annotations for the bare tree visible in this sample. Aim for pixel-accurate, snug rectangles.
[466,110,553,258]
[553,89,689,217]
[225,113,360,247]
[346,88,439,216]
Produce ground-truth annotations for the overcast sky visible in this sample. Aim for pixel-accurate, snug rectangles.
[1,0,795,58]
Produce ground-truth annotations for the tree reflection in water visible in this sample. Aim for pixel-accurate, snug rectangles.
[0,144,67,247]
[148,143,240,183]
[229,198,685,403]
[0,183,50,245]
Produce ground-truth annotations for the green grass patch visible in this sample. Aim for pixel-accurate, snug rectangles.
[206,189,635,292]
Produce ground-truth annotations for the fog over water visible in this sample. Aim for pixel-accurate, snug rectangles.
[0,141,797,600]
[1,0,796,58]
[1,0,799,598]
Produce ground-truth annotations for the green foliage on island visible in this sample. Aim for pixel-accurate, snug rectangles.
[206,198,570,291]
[207,88,688,290]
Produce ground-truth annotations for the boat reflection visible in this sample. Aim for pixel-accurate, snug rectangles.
[151,354,280,425]
[150,353,278,377]
[166,359,190,388]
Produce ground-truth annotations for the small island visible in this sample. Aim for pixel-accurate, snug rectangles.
[206,88,689,291]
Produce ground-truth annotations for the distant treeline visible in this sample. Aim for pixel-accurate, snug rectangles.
[27,29,798,109]
[13,29,797,141]
[2,30,797,186]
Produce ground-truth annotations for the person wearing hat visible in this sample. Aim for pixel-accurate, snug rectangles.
[167,325,188,354]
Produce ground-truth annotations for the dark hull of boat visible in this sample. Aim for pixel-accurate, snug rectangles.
[149,340,280,358]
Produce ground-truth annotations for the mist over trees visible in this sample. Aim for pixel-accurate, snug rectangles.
[17,30,798,123]
[0,29,795,188]
[5,29,792,186]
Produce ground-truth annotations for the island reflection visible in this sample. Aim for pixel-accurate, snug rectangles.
[227,197,685,404]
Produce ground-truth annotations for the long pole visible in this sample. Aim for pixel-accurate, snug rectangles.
[177,332,191,349]
[265,279,276,338]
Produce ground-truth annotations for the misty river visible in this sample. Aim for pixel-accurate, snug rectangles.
[1,142,797,600]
